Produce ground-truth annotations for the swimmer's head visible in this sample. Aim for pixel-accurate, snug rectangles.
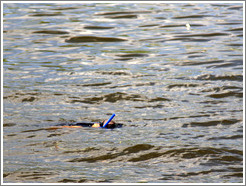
[102,120,116,128]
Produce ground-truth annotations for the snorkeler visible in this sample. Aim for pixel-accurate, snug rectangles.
[50,114,122,129]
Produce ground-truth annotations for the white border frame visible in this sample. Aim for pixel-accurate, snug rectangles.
[1,1,245,185]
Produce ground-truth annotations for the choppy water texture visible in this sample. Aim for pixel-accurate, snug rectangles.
[3,3,244,183]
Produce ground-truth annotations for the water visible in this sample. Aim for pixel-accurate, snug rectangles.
[2,2,243,183]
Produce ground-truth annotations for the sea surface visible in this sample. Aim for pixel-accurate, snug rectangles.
[3,2,244,183]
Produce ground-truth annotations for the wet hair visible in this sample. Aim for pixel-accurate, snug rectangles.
[100,120,116,128]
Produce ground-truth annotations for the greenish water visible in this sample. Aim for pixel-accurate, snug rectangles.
[3,2,243,183]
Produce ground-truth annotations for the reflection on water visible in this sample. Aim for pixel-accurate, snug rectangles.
[3,2,243,183]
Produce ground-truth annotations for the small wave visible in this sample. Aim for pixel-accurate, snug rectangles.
[68,144,154,163]
[10,171,55,181]
[194,74,243,81]
[68,92,170,104]
[180,60,225,66]
[167,83,200,89]
[207,91,243,99]
[67,144,242,166]
[69,92,146,104]
[182,119,240,127]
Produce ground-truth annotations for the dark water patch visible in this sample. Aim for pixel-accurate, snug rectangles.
[115,57,133,61]
[84,26,114,30]
[201,86,242,93]
[223,173,243,178]
[3,173,11,178]
[227,5,243,10]
[32,30,69,34]
[173,15,212,19]
[22,96,37,102]
[169,114,211,121]
[160,24,185,28]
[96,11,151,16]
[30,13,63,17]
[224,86,243,91]
[208,91,243,99]
[69,92,170,104]
[134,104,164,109]
[211,4,231,7]
[69,92,147,104]
[63,147,100,154]
[179,169,227,177]
[81,82,111,87]
[21,128,46,133]
[3,123,16,127]
[207,62,240,69]
[198,100,226,105]
[208,135,243,141]
[68,144,154,163]
[226,27,243,32]
[148,97,170,102]
[106,15,138,19]
[76,146,241,165]
[7,134,17,137]
[51,7,78,10]
[116,53,148,58]
[16,171,55,180]
[167,83,200,89]
[58,178,87,183]
[175,32,229,38]
[14,171,55,182]
[27,135,36,138]
[159,168,228,180]
[128,147,238,162]
[180,59,224,66]
[217,22,242,25]
[4,92,41,101]
[167,37,211,42]
[139,24,160,27]
[47,133,63,137]
[206,155,242,166]
[182,119,240,127]
[65,36,127,43]
[188,55,205,58]
[194,74,243,81]
[100,71,131,76]
[128,152,163,162]
[160,24,204,28]
[135,82,155,87]
[226,43,243,47]
[123,144,154,154]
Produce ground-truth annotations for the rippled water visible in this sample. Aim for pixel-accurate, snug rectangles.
[3,2,244,183]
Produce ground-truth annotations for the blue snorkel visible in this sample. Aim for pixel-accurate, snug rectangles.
[102,113,116,128]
